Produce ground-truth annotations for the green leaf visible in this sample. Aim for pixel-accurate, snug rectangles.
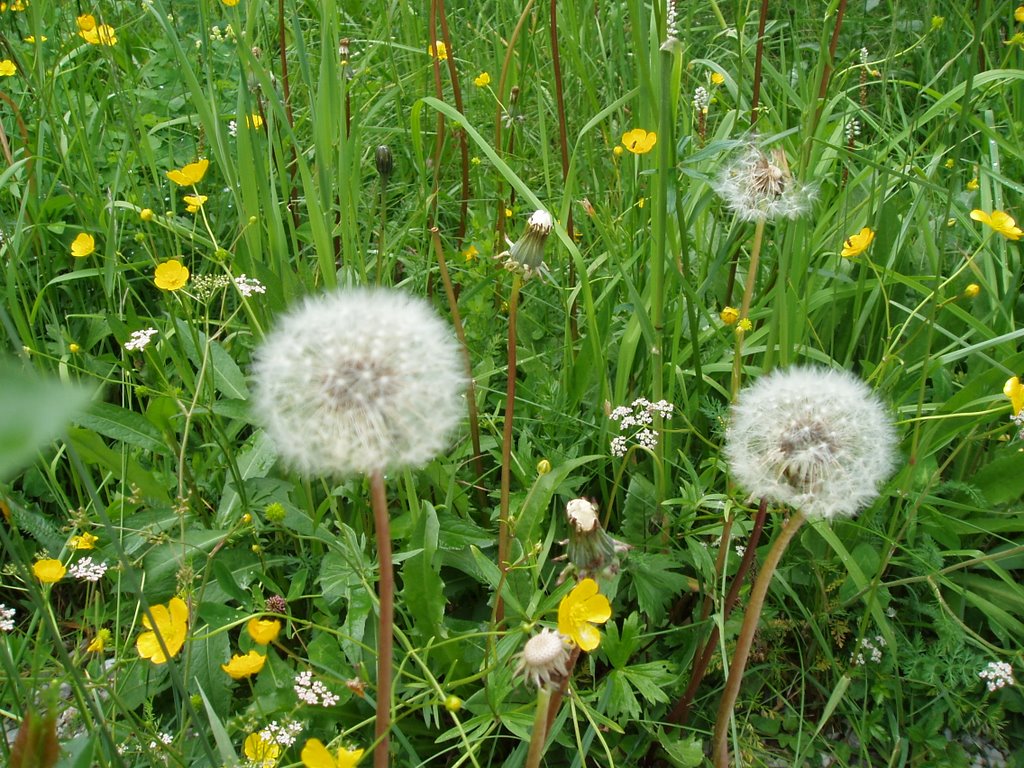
[189,624,231,719]
[969,448,1024,506]
[173,319,250,400]
[402,502,447,648]
[0,362,92,481]
[629,552,690,623]
[657,730,704,768]
[76,401,165,453]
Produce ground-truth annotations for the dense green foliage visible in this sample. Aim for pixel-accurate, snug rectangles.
[1,0,1023,766]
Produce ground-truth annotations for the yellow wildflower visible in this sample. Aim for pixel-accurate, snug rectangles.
[841,226,875,258]
[87,628,111,653]
[167,159,209,186]
[222,0,240,5]
[300,738,364,768]
[71,232,95,258]
[736,318,753,333]
[247,617,281,644]
[70,531,98,550]
[621,128,657,154]
[710,71,725,85]
[76,14,96,31]
[720,306,740,325]
[963,283,980,298]
[1005,376,1024,416]
[473,72,490,87]
[246,113,263,129]
[557,577,611,652]
[221,650,267,679]
[154,260,190,291]
[140,208,154,222]
[463,244,479,262]
[244,733,281,768]
[136,596,189,664]
[613,145,623,157]
[69,343,80,353]
[25,35,46,43]
[79,23,117,46]
[967,178,979,191]
[1016,6,1024,22]
[32,559,66,583]
[183,194,208,213]
[429,41,447,61]
[970,209,1024,240]
[0,60,16,77]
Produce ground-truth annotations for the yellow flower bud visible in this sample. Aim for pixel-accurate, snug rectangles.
[964,283,980,298]
[720,306,740,325]
[536,459,552,475]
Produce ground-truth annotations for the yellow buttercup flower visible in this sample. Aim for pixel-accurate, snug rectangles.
[154,260,190,291]
[166,158,210,186]
[221,650,267,679]
[136,597,188,664]
[87,628,111,653]
[1005,376,1024,416]
[244,733,281,768]
[71,232,95,258]
[1016,6,1024,22]
[76,14,96,31]
[841,226,875,258]
[70,531,98,550]
[720,306,740,325]
[736,318,753,333]
[79,22,117,46]
[429,41,447,61]
[621,128,657,155]
[963,283,980,298]
[462,244,479,262]
[140,208,154,222]
[967,177,979,191]
[25,35,46,43]
[473,71,490,87]
[183,194,208,213]
[69,343,81,353]
[301,738,364,768]
[222,0,240,5]
[33,559,66,583]
[970,209,1024,240]
[557,577,611,652]
[710,71,725,85]
[247,617,281,644]
[0,60,16,77]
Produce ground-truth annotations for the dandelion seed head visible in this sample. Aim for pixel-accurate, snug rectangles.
[726,366,897,521]
[516,628,572,689]
[254,288,465,477]
[713,146,815,222]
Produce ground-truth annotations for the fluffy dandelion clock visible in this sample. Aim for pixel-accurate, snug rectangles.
[713,145,815,222]
[253,288,465,476]
[725,366,897,521]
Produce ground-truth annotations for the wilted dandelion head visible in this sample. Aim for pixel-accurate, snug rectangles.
[713,146,815,222]
[253,288,465,477]
[515,628,572,689]
[725,366,897,521]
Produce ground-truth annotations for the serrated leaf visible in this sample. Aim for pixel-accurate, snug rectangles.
[76,402,165,453]
[629,552,691,623]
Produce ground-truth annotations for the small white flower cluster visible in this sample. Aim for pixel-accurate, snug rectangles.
[209,24,235,43]
[609,398,674,457]
[859,47,870,66]
[259,720,303,747]
[234,274,267,298]
[979,661,1015,692]
[148,732,174,749]
[734,544,746,558]
[1010,411,1024,441]
[294,670,340,706]
[853,634,886,666]
[124,328,158,352]
[228,120,238,137]
[845,118,861,142]
[693,86,710,112]
[69,557,108,582]
[0,603,14,631]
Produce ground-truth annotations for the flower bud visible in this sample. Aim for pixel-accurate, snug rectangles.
[562,498,630,581]
[496,209,554,280]
[375,145,394,180]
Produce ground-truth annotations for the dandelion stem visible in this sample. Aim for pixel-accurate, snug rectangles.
[712,510,806,768]
[370,470,394,768]
[525,685,554,768]
[749,0,769,127]
[435,0,471,246]
[497,275,523,623]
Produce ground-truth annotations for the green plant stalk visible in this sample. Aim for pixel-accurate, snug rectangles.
[497,274,523,623]
[525,685,554,768]
[370,470,394,768]
[730,217,766,398]
[712,510,806,768]
[435,0,471,246]
[429,227,486,508]
[376,175,388,284]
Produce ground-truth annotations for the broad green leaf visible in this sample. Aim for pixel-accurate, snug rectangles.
[402,502,447,647]
[76,401,165,454]
[173,319,250,400]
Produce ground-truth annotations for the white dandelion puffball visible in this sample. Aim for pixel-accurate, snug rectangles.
[725,366,897,521]
[712,146,815,222]
[253,288,465,476]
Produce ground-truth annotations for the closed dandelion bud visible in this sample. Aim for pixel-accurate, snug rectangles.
[726,366,898,521]
[515,628,572,689]
[375,145,394,180]
[253,288,465,476]
[563,498,630,581]
[496,209,554,280]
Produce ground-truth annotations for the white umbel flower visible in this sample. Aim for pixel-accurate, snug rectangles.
[725,366,897,521]
[253,289,465,476]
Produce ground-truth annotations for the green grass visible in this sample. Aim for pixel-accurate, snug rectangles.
[1,1,1023,766]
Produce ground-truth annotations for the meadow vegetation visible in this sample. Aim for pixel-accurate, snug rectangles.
[2,1,1024,766]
